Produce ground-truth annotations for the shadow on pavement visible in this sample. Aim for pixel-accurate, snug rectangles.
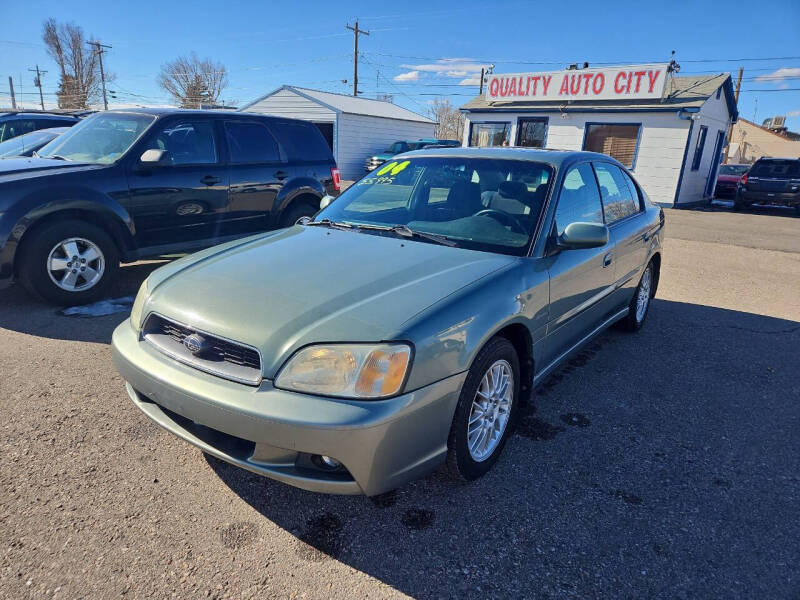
[204,299,800,598]
[0,261,166,344]
[693,200,799,219]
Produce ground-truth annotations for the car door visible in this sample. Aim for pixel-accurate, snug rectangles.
[543,162,617,366]
[126,117,229,248]
[592,161,650,310]
[223,119,289,235]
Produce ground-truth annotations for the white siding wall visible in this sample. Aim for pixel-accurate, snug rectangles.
[675,90,732,205]
[336,113,435,180]
[243,89,336,122]
[462,110,691,206]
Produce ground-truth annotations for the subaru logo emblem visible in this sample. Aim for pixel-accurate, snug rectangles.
[183,333,208,355]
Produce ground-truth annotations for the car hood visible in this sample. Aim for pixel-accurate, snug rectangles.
[143,226,516,378]
[0,156,101,183]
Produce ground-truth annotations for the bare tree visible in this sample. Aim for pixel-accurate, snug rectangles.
[42,19,109,109]
[157,54,228,108]
[427,98,465,142]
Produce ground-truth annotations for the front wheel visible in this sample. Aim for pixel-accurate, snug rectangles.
[446,337,520,481]
[18,219,119,305]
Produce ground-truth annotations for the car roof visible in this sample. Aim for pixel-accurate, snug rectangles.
[396,146,618,168]
[0,112,78,120]
[107,107,307,121]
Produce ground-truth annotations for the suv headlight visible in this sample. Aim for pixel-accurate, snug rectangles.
[129,278,150,331]
[275,343,412,398]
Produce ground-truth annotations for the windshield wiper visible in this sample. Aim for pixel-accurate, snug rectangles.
[354,223,457,247]
[302,218,355,231]
[44,154,70,161]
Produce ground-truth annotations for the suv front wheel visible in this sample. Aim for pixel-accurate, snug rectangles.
[18,219,119,305]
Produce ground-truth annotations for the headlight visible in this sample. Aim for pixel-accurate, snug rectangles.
[129,278,150,331]
[275,343,412,399]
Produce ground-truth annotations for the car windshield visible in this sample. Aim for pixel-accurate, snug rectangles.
[0,130,55,157]
[315,157,553,256]
[38,112,156,164]
[750,159,800,178]
[719,165,748,176]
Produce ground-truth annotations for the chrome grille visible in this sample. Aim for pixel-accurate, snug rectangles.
[142,313,262,385]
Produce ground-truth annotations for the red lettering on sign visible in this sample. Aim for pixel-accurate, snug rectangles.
[508,77,517,96]
[633,71,646,93]
[593,73,605,95]
[614,72,626,94]
[626,72,632,93]
[499,78,509,97]
[525,77,531,96]
[530,76,538,95]
[569,74,581,95]
[580,73,590,95]
[489,78,499,96]
[647,70,661,93]
[559,75,569,95]
[542,75,551,95]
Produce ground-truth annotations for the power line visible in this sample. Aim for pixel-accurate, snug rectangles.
[87,40,112,110]
[346,21,369,96]
[27,65,46,109]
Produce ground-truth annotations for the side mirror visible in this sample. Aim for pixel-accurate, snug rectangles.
[558,222,609,250]
[139,149,172,167]
[319,194,335,210]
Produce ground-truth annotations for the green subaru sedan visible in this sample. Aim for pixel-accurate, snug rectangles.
[112,148,664,496]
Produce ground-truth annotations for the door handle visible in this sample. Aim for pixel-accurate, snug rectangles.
[274,171,289,180]
[603,252,614,267]
[201,175,220,186]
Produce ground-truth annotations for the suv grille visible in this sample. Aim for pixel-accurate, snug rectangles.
[142,313,262,386]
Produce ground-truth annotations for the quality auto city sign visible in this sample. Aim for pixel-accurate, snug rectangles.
[485,64,668,102]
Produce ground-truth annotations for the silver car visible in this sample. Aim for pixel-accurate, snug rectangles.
[112,148,664,496]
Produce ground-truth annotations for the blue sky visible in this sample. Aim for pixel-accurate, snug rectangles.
[2,0,799,129]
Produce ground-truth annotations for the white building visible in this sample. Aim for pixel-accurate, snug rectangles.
[460,67,738,206]
[240,86,435,180]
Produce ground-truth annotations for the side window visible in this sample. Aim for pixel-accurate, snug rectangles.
[2,119,37,141]
[146,120,217,165]
[269,121,331,161]
[691,126,708,171]
[224,121,281,163]
[593,163,640,223]
[554,163,603,236]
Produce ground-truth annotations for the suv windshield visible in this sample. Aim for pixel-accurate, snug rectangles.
[38,113,156,164]
[719,164,748,176]
[750,159,800,178]
[315,157,553,256]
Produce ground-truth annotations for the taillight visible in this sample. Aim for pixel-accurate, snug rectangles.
[740,174,748,186]
[331,167,341,192]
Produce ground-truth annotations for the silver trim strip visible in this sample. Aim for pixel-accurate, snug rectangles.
[142,312,264,386]
[534,307,629,387]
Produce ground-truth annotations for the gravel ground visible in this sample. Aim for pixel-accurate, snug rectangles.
[1,206,798,599]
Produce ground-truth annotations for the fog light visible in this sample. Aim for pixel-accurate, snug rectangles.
[312,454,342,470]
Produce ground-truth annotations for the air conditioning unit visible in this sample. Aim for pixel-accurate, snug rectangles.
[762,116,786,129]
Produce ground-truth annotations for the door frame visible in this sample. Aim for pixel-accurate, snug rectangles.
[704,130,726,197]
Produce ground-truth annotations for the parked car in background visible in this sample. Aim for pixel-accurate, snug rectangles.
[0,127,69,158]
[0,112,79,142]
[0,109,340,305]
[735,158,800,213]
[364,138,460,171]
[714,163,748,199]
[112,148,663,496]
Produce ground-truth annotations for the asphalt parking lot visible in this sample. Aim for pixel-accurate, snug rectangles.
[1,206,798,599]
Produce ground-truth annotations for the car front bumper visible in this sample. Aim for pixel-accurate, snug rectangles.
[112,321,466,496]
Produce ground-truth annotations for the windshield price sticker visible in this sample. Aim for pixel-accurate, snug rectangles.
[359,160,411,185]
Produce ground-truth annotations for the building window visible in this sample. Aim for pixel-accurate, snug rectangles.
[516,118,548,148]
[469,122,510,147]
[691,125,708,171]
[583,123,641,169]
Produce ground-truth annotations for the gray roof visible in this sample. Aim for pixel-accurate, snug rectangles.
[460,73,736,117]
[397,146,610,167]
[242,86,435,124]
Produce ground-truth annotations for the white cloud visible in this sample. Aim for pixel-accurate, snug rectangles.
[786,109,800,117]
[459,76,482,86]
[394,70,420,82]
[754,67,800,83]
[400,58,488,78]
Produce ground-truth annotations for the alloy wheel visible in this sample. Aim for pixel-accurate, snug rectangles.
[467,359,514,462]
[636,266,652,322]
[46,237,105,292]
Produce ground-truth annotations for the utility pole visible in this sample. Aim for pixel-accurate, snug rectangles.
[346,20,369,96]
[28,65,46,110]
[8,76,17,109]
[723,67,743,163]
[479,68,485,95]
[88,40,112,110]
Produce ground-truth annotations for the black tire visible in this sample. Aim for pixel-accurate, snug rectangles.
[446,336,521,482]
[619,261,655,332]
[18,219,119,306]
[279,201,318,228]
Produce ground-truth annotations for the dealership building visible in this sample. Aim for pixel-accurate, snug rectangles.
[460,65,738,206]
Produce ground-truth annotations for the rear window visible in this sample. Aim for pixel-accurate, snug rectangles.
[750,160,800,178]
[269,121,332,162]
[719,164,748,176]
